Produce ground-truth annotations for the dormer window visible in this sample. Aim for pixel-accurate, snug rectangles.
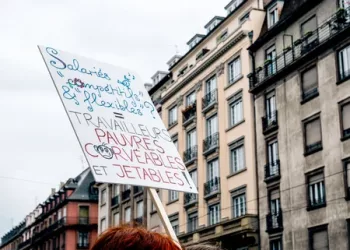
[178,65,188,77]
[267,4,279,28]
[187,34,205,50]
[151,71,167,85]
[167,55,182,68]
[225,0,243,15]
[205,16,224,33]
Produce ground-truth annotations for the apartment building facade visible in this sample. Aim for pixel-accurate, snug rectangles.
[148,0,265,249]
[248,0,350,249]
[0,169,98,250]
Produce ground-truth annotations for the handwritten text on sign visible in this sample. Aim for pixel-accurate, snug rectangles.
[39,46,197,193]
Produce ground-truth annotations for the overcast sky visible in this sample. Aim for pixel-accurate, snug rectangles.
[0,0,230,238]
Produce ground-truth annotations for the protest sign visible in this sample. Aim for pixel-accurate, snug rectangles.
[39,46,197,194]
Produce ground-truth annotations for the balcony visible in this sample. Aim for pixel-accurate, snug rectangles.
[183,146,198,165]
[202,89,218,112]
[182,103,197,126]
[133,186,144,195]
[262,111,278,134]
[76,243,89,249]
[184,193,198,208]
[204,177,220,198]
[111,195,119,207]
[305,141,322,156]
[264,160,281,183]
[78,217,89,225]
[18,239,31,249]
[122,189,131,201]
[266,211,283,233]
[203,132,219,155]
[248,8,350,93]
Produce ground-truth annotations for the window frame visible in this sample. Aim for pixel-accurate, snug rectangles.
[306,168,326,211]
[228,91,244,128]
[308,224,329,250]
[339,97,350,141]
[100,218,106,233]
[168,190,179,203]
[124,207,131,223]
[228,56,242,85]
[229,138,246,174]
[208,203,221,226]
[168,105,178,127]
[267,4,279,29]
[343,158,350,200]
[186,91,196,107]
[269,237,283,250]
[303,114,323,156]
[101,189,107,206]
[186,129,197,149]
[300,64,319,104]
[169,213,179,235]
[113,212,120,226]
[337,43,350,84]
[231,186,246,218]
[187,211,198,233]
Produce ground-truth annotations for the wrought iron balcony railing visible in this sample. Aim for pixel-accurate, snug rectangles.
[184,193,198,205]
[264,160,280,181]
[262,110,278,134]
[202,89,218,110]
[183,146,198,163]
[182,102,197,124]
[266,211,283,233]
[203,132,219,153]
[111,195,119,206]
[204,177,220,196]
[249,8,350,90]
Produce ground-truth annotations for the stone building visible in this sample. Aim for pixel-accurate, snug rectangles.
[248,0,350,249]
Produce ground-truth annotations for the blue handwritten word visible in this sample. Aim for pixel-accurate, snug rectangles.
[45,47,111,80]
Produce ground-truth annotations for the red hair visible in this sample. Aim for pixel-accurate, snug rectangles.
[91,226,182,250]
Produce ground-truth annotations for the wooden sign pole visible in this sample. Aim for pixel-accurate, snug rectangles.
[147,187,181,249]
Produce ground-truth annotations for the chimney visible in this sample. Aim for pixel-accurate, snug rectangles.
[51,188,56,195]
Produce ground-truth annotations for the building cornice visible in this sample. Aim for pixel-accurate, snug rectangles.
[161,31,247,103]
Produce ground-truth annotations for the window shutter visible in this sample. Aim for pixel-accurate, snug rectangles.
[306,119,321,145]
[342,103,350,130]
[312,230,328,249]
[302,67,317,92]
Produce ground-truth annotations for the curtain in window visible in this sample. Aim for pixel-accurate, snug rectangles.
[313,230,328,250]
[306,119,321,146]
[342,103,350,130]
[302,67,317,93]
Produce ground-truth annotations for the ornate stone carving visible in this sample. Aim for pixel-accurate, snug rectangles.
[216,63,225,76]
[195,81,203,92]
[176,95,184,106]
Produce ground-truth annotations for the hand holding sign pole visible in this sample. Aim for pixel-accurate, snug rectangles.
[38,46,197,245]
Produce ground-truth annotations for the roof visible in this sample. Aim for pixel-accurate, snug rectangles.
[148,72,172,96]
[0,221,25,247]
[204,16,225,29]
[248,0,321,52]
[68,169,97,201]
[186,34,205,45]
[151,70,168,80]
[169,0,248,71]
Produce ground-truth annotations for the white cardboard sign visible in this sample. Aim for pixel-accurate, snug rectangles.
[39,46,197,194]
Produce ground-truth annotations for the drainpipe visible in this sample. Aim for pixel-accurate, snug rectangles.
[248,31,261,250]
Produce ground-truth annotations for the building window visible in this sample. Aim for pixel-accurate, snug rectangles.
[77,232,89,248]
[78,206,89,224]
[265,46,277,76]
[188,212,198,232]
[309,225,329,250]
[228,57,241,84]
[228,92,243,127]
[240,12,250,24]
[338,45,350,81]
[301,16,317,45]
[231,187,246,218]
[270,238,282,250]
[230,138,245,173]
[208,203,220,225]
[268,4,279,28]
[169,214,179,235]
[208,158,219,181]
[173,138,178,149]
[307,170,326,210]
[206,76,217,94]
[136,201,143,219]
[269,189,281,215]
[168,106,178,127]
[113,213,119,226]
[340,100,350,139]
[301,66,318,102]
[125,207,131,223]
[186,91,196,107]
[304,116,322,155]
[169,190,179,202]
[344,159,350,199]
[101,189,106,205]
[206,114,218,136]
[100,218,106,233]
[190,170,198,187]
[113,185,120,197]
[226,0,243,14]
[186,129,197,149]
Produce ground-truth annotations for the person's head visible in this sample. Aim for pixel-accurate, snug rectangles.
[91,226,182,250]
[186,244,221,250]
